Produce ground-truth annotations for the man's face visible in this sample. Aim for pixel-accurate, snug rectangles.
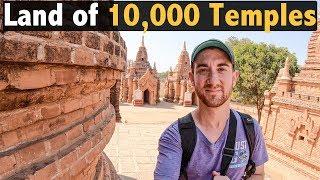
[189,48,239,107]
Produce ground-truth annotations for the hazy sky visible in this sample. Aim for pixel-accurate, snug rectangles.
[120,31,313,73]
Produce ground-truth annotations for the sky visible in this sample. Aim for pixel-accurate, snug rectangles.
[120,31,313,72]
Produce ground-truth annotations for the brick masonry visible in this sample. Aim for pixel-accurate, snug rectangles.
[261,20,320,179]
[0,28,127,179]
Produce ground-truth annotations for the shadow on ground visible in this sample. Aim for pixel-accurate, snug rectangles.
[119,175,137,180]
[120,101,197,110]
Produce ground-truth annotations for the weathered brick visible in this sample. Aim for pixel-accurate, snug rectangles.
[64,84,84,99]
[33,162,58,179]
[41,103,61,119]
[115,45,120,56]
[99,31,110,38]
[20,121,44,141]
[74,47,95,66]
[85,32,100,50]
[113,70,121,80]
[102,119,115,140]
[94,113,103,125]
[95,52,109,66]
[77,139,92,159]
[97,138,108,152]
[54,68,79,85]
[104,41,114,55]
[0,108,42,133]
[8,69,55,90]
[50,134,67,152]
[65,125,83,142]
[83,118,95,132]
[81,95,93,108]
[60,31,82,45]
[64,109,84,125]
[59,151,77,170]
[80,69,96,83]
[90,133,101,148]
[15,142,46,165]
[99,89,110,103]
[0,19,2,32]
[1,130,19,149]
[20,31,53,39]
[113,32,120,43]
[106,70,114,80]
[86,145,100,164]
[55,170,71,180]
[120,50,125,58]
[0,38,38,62]
[0,81,8,91]
[70,157,88,176]
[0,155,16,174]
[62,98,82,113]
[45,45,72,64]
[82,160,96,176]
[46,116,66,132]
[92,92,100,104]
[84,106,94,118]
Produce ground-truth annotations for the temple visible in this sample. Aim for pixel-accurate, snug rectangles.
[261,20,320,178]
[120,36,160,106]
[163,42,198,106]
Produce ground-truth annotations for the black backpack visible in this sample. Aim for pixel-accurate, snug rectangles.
[178,110,256,180]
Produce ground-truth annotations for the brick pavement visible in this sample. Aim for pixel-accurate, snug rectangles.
[104,101,312,180]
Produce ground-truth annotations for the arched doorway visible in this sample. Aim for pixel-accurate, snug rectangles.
[144,89,150,104]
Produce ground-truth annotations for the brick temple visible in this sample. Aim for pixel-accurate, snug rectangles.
[0,29,126,178]
[120,37,160,106]
[262,20,320,178]
[163,42,198,106]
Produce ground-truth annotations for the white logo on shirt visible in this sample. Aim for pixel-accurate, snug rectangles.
[229,140,249,169]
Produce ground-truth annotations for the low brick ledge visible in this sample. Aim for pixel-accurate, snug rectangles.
[1,103,115,179]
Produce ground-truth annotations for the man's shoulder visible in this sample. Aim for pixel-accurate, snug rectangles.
[232,109,264,139]
[159,113,192,143]
[232,109,259,126]
[159,119,180,141]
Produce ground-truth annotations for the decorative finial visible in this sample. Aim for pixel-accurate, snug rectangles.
[183,41,186,51]
[153,62,156,69]
[279,57,291,80]
[285,57,290,70]
[141,36,145,47]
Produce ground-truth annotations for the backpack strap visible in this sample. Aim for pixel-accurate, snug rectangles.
[239,112,256,179]
[178,113,197,180]
[220,110,238,176]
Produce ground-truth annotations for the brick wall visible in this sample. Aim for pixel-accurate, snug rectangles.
[0,30,126,179]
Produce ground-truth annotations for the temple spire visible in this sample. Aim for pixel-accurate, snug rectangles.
[284,57,291,78]
[279,57,291,80]
[141,36,145,47]
[183,41,186,51]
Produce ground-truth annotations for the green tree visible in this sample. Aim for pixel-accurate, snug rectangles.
[158,71,169,81]
[226,37,299,122]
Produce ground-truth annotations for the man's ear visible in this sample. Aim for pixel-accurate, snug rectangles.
[232,70,240,87]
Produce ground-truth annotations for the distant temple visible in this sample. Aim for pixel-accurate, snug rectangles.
[163,42,199,106]
[120,37,160,106]
[262,20,320,178]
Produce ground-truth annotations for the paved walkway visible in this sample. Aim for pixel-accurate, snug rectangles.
[104,101,196,179]
[103,101,311,180]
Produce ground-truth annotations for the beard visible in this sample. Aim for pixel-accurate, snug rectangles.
[195,84,232,107]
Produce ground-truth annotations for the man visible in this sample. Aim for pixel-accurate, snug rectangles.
[154,39,268,180]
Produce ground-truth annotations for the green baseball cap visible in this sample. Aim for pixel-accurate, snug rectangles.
[191,39,235,66]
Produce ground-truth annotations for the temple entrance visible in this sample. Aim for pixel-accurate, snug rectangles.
[192,92,197,105]
[144,89,150,104]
